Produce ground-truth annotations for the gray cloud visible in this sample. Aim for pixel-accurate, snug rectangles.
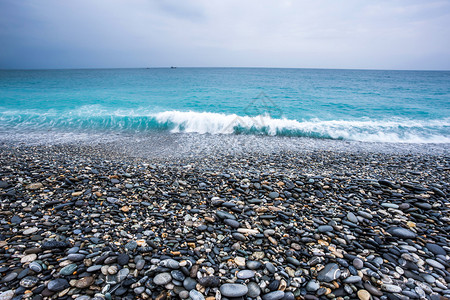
[0,0,449,69]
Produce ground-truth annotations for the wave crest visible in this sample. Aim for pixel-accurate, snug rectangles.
[1,108,449,143]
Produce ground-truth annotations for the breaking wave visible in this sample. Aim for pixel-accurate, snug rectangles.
[1,107,449,144]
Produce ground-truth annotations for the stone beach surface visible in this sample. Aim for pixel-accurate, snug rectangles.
[0,139,449,300]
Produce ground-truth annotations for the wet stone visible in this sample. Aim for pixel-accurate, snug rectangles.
[317,263,341,282]
[59,263,77,276]
[426,243,446,256]
[262,291,285,300]
[387,227,416,239]
[47,278,70,292]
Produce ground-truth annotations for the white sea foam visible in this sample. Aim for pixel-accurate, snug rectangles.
[152,110,450,143]
[1,108,449,143]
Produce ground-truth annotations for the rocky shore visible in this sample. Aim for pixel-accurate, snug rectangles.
[0,142,449,300]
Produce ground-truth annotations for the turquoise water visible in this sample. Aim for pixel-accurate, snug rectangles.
[0,68,449,143]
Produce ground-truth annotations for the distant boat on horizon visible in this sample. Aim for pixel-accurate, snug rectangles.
[170,66,176,69]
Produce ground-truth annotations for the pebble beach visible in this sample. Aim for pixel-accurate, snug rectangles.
[0,136,449,300]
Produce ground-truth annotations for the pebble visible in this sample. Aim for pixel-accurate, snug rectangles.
[220,283,248,297]
[262,290,285,300]
[47,278,70,292]
[387,227,416,239]
[317,263,341,282]
[1,144,449,300]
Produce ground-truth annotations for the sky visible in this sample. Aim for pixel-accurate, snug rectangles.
[1,0,449,70]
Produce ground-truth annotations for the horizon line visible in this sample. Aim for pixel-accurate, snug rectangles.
[1,66,449,72]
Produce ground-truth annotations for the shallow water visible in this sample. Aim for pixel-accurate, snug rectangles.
[1,68,449,144]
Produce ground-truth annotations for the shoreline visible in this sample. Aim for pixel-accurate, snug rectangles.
[0,141,449,299]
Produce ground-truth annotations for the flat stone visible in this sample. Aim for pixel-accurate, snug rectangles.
[189,290,205,300]
[387,227,416,239]
[347,212,359,223]
[183,277,197,290]
[306,280,320,292]
[317,225,334,233]
[198,276,220,287]
[67,253,85,262]
[262,291,285,300]
[117,253,129,265]
[21,254,37,263]
[426,243,446,256]
[247,281,261,298]
[220,283,248,297]
[29,262,42,273]
[20,276,39,288]
[154,272,172,285]
[286,257,301,266]
[47,278,69,292]
[23,227,39,235]
[426,258,445,269]
[317,263,341,282]
[216,210,236,220]
[246,260,262,270]
[59,263,77,276]
[0,290,14,300]
[237,269,255,279]
[75,276,94,288]
[381,284,402,293]
[160,258,179,269]
[26,183,43,190]
[343,275,362,284]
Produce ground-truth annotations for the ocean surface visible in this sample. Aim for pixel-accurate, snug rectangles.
[0,68,449,146]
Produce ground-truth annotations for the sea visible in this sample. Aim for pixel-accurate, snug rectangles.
[1,68,449,156]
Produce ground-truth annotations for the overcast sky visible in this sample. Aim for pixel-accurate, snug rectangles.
[1,0,449,70]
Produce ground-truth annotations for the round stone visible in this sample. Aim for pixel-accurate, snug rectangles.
[171,270,185,281]
[306,280,320,292]
[353,258,364,269]
[357,289,371,300]
[29,262,42,273]
[154,272,172,285]
[220,283,248,297]
[183,277,197,290]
